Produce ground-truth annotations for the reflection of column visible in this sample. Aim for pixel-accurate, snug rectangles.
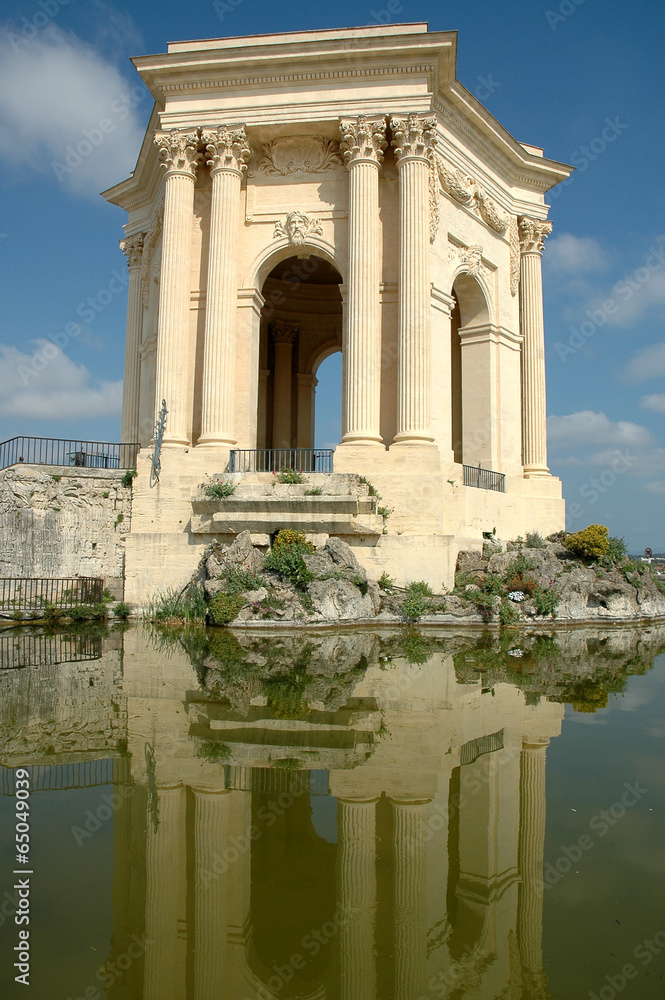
[391,798,430,1000]
[337,798,378,1000]
[519,217,552,477]
[119,234,145,444]
[339,115,386,446]
[271,322,297,449]
[108,780,134,991]
[144,785,186,1000]
[198,126,250,446]
[518,740,549,993]
[391,114,436,445]
[296,373,317,452]
[193,789,231,1000]
[153,129,199,445]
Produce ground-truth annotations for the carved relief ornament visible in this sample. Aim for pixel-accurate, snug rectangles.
[273,212,323,254]
[119,232,145,269]
[390,113,438,162]
[449,242,486,279]
[153,128,200,178]
[436,157,509,234]
[509,217,520,296]
[258,135,342,177]
[140,209,163,308]
[202,125,251,175]
[518,216,552,254]
[271,320,299,344]
[339,116,387,167]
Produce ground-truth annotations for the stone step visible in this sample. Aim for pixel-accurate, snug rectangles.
[191,510,384,535]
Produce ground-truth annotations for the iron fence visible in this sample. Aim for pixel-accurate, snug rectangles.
[0,436,139,472]
[0,632,102,669]
[0,577,104,611]
[229,448,334,473]
[463,464,506,492]
[0,758,131,795]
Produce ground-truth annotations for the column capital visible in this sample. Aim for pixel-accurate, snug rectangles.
[390,113,437,164]
[339,114,388,168]
[119,232,145,269]
[518,216,552,255]
[271,319,298,344]
[154,128,200,178]
[202,124,251,176]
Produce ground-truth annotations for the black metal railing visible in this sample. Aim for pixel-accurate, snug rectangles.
[229,448,334,474]
[0,759,131,796]
[0,632,102,670]
[0,436,139,472]
[0,577,104,611]
[463,464,506,492]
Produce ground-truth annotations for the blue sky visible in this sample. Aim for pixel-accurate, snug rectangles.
[0,0,663,551]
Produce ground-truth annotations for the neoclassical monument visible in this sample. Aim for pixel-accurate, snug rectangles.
[105,24,571,599]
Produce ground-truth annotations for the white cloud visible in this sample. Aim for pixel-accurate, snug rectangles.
[640,393,665,413]
[0,23,147,197]
[0,341,122,420]
[547,411,653,450]
[645,482,665,494]
[545,234,609,275]
[628,342,665,381]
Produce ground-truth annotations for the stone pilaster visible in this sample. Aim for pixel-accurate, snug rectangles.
[193,788,231,1000]
[198,125,250,447]
[296,372,317,451]
[519,217,552,477]
[143,785,186,1000]
[390,797,431,1000]
[337,798,378,1000]
[517,740,549,990]
[153,129,199,446]
[391,114,437,446]
[339,115,387,447]
[271,321,298,450]
[119,233,145,445]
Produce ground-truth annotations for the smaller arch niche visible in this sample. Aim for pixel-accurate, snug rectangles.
[257,255,343,455]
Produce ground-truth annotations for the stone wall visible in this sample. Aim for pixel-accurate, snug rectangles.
[0,465,133,598]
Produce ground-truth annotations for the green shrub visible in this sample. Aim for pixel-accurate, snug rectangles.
[564,524,609,561]
[224,567,264,594]
[121,468,137,488]
[195,740,231,762]
[209,592,245,624]
[506,552,536,577]
[305,486,323,496]
[272,529,314,554]
[275,467,305,484]
[606,535,628,563]
[402,593,427,620]
[103,587,114,603]
[377,506,391,518]
[114,601,132,620]
[499,599,520,625]
[378,572,395,590]
[405,580,433,597]
[203,480,236,499]
[43,604,63,623]
[146,583,207,623]
[473,590,498,621]
[350,573,369,596]
[264,548,314,590]
[525,531,544,548]
[532,586,559,617]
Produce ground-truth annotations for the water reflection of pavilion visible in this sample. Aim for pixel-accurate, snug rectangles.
[107,629,563,1000]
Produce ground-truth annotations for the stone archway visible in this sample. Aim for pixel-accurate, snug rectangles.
[257,255,343,453]
[450,272,493,468]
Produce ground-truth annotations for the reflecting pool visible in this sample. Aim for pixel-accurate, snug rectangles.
[1,623,664,999]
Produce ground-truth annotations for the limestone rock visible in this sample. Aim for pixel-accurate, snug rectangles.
[456,550,485,575]
[323,536,363,574]
[308,578,378,621]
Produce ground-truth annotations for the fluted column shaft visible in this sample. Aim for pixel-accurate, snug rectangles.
[391,798,431,1000]
[120,235,144,444]
[517,740,548,976]
[144,785,186,1000]
[391,115,436,444]
[339,116,386,446]
[153,130,199,446]
[337,798,378,1000]
[519,217,552,476]
[271,323,297,449]
[199,126,250,446]
[193,789,231,1000]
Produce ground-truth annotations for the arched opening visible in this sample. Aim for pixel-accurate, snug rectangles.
[451,292,462,464]
[257,255,343,458]
[451,273,492,468]
[314,351,342,450]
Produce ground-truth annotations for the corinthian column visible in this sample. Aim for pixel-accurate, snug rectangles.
[339,115,386,447]
[271,321,298,450]
[519,217,552,477]
[390,797,431,1000]
[119,233,145,444]
[337,797,378,1000]
[517,740,549,995]
[198,125,250,447]
[153,129,200,446]
[391,114,436,445]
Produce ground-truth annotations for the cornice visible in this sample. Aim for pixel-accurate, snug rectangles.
[157,64,436,95]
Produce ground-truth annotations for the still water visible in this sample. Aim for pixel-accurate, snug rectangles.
[1,623,664,999]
